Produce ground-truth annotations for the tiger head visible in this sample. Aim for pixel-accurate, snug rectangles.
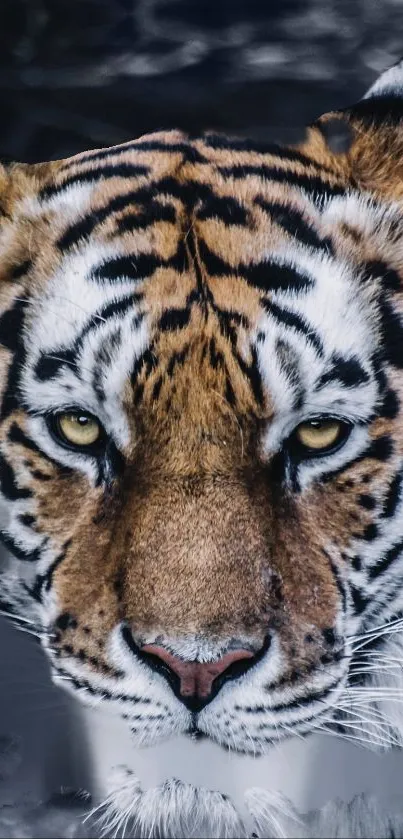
[1,62,403,757]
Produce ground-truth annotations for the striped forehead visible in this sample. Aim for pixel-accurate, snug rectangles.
[18,139,381,431]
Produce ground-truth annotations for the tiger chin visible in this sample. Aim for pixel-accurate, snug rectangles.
[2,59,403,836]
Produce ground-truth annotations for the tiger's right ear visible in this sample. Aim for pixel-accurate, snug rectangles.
[299,58,403,204]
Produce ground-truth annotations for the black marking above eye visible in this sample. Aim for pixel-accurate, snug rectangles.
[316,355,370,389]
[92,253,160,283]
[34,348,78,382]
[198,240,313,294]
[246,260,313,294]
[263,300,324,357]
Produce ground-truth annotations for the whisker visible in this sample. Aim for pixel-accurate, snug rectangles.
[44,353,95,378]
[3,296,82,331]
[348,615,403,642]
[45,294,107,323]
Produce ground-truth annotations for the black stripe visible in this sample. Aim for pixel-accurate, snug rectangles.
[264,300,324,356]
[19,513,36,528]
[379,388,399,419]
[31,540,72,603]
[57,179,191,253]
[0,298,26,352]
[359,494,376,510]
[382,471,403,519]
[368,537,403,580]
[0,300,28,421]
[151,376,163,401]
[166,345,190,377]
[217,164,347,197]
[198,240,313,294]
[242,344,264,407]
[117,202,176,233]
[34,348,78,381]
[201,133,339,174]
[267,684,335,713]
[39,163,149,201]
[158,308,190,332]
[197,195,250,227]
[50,663,157,706]
[92,253,160,283]
[8,422,74,474]
[360,260,401,292]
[130,347,157,388]
[97,296,143,324]
[197,240,232,277]
[62,140,206,169]
[57,187,155,250]
[379,296,403,368]
[57,215,100,251]
[322,435,393,483]
[350,584,368,615]
[324,550,348,611]
[10,260,32,281]
[72,294,143,355]
[246,260,313,294]
[0,352,25,421]
[0,452,31,500]
[316,355,370,389]
[0,529,42,562]
[256,198,333,253]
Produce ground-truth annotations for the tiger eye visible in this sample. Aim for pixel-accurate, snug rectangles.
[296,420,342,451]
[57,413,101,447]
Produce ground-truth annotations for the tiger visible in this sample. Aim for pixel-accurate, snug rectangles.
[2,57,403,836]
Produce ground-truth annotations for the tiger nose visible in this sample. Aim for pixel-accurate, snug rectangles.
[140,643,257,711]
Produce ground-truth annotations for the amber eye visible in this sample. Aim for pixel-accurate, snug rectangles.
[53,412,102,449]
[294,419,348,454]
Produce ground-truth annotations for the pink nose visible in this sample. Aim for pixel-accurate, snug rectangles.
[141,644,254,702]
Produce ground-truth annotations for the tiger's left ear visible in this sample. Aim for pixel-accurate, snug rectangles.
[300,59,403,203]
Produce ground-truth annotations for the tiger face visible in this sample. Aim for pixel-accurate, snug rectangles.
[2,62,403,758]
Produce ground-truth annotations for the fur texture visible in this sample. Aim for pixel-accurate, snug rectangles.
[2,59,403,836]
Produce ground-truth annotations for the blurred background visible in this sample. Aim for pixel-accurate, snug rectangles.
[1,0,402,164]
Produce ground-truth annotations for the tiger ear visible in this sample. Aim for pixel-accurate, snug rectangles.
[299,59,403,203]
